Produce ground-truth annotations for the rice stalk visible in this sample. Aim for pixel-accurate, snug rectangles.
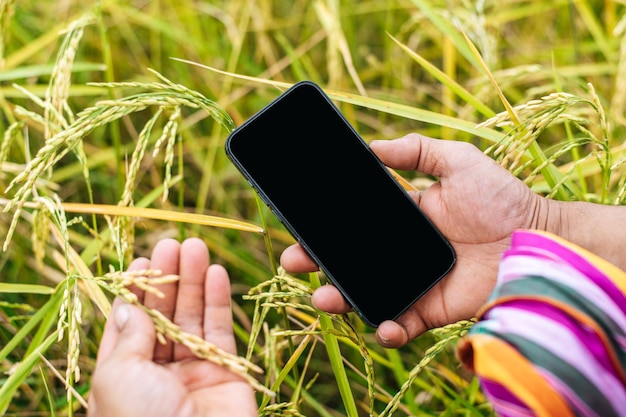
[119,107,163,207]
[314,0,366,96]
[479,85,614,201]
[3,71,235,251]
[480,92,580,171]
[244,268,315,361]
[259,402,307,417]
[248,269,374,414]
[586,82,612,203]
[0,0,14,70]
[441,0,497,69]
[0,119,25,168]
[610,14,626,126]
[157,106,181,202]
[379,319,475,417]
[302,271,360,417]
[521,138,594,191]
[260,321,280,404]
[44,13,93,139]
[28,195,87,411]
[261,323,318,410]
[105,214,133,272]
[113,106,163,264]
[65,283,82,401]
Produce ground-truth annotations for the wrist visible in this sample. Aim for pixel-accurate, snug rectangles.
[535,198,626,271]
[537,197,569,240]
[525,194,566,237]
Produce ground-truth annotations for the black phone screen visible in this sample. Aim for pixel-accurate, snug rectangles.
[226,81,455,327]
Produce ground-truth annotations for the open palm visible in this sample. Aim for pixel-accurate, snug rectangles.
[89,238,258,417]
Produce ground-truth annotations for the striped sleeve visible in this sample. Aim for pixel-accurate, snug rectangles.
[457,229,626,417]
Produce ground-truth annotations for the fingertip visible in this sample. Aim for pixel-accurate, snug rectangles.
[127,257,150,272]
[280,244,318,273]
[151,238,182,261]
[311,285,350,314]
[180,237,209,259]
[148,239,183,276]
[376,320,409,348]
[179,237,210,279]
[206,263,231,296]
[208,262,229,277]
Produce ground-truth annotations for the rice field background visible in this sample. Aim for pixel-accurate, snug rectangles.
[1,0,625,415]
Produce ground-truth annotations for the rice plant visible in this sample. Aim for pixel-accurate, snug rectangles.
[1,1,625,416]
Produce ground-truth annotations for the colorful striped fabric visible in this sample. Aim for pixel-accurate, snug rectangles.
[457,229,626,417]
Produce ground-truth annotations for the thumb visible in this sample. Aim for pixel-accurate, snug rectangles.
[371,133,462,178]
[108,302,157,361]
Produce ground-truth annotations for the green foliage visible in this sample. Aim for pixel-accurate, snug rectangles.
[1,0,625,415]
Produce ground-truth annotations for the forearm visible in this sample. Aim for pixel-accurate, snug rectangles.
[543,199,626,272]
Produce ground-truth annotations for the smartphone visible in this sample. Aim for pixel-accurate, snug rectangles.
[226,81,456,327]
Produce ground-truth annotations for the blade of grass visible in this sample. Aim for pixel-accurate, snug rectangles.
[387,33,494,118]
[0,329,60,415]
[409,0,480,69]
[0,84,106,98]
[573,0,615,64]
[0,283,55,294]
[61,203,264,233]
[314,0,366,96]
[0,288,63,364]
[259,332,313,408]
[308,272,359,417]
[171,59,504,143]
[0,63,106,82]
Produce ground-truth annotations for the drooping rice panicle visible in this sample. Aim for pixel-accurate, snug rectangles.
[0,120,26,168]
[379,320,475,417]
[119,108,164,207]
[44,14,93,139]
[66,284,82,396]
[156,107,181,202]
[31,203,52,270]
[3,78,235,251]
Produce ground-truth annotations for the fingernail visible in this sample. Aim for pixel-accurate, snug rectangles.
[377,333,391,347]
[115,303,130,328]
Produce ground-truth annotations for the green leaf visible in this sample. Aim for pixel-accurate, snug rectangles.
[0,283,55,294]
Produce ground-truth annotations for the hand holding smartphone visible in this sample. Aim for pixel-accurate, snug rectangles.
[226,81,456,327]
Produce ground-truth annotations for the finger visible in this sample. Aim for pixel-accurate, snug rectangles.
[95,257,150,367]
[203,264,237,354]
[173,238,209,360]
[370,133,477,178]
[311,285,351,314]
[375,320,410,348]
[104,301,157,362]
[125,256,151,305]
[143,238,181,362]
[280,244,319,273]
[376,306,429,349]
[90,302,157,414]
